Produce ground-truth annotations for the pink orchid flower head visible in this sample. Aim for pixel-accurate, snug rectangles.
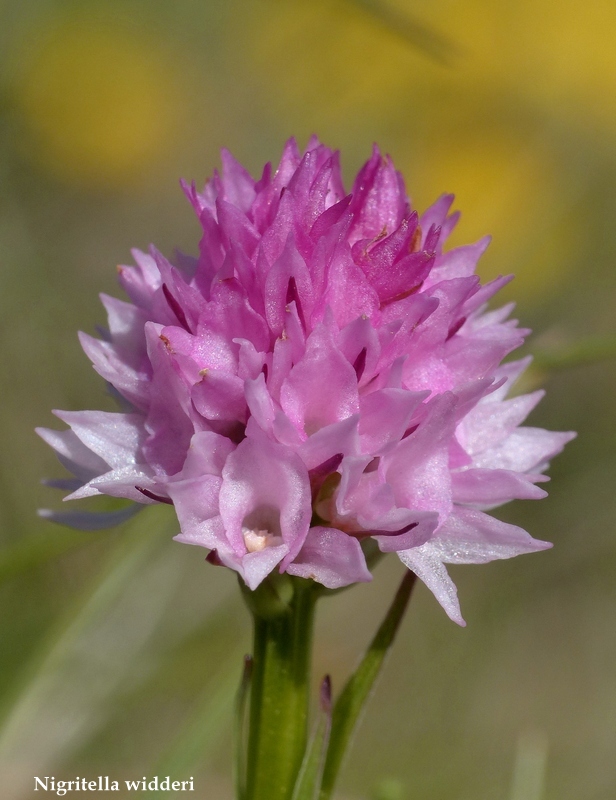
[38,137,575,624]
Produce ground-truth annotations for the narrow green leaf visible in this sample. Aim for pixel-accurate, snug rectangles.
[291,675,333,800]
[319,571,417,800]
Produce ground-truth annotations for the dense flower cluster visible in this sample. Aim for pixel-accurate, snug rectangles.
[38,138,574,623]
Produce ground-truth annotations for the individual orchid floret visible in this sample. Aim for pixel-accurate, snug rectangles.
[38,137,575,623]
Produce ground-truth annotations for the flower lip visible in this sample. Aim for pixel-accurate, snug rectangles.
[242,527,283,553]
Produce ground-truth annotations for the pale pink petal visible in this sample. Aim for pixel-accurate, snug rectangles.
[398,545,466,626]
[52,410,148,470]
[79,332,150,410]
[458,390,546,455]
[286,526,372,588]
[472,428,576,473]
[451,468,548,507]
[431,507,552,564]
[36,426,110,481]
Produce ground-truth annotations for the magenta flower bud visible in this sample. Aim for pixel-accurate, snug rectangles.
[38,138,575,624]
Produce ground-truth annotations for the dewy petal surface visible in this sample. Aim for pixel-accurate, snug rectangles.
[39,137,574,616]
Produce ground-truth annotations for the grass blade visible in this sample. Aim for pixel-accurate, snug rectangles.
[319,571,416,800]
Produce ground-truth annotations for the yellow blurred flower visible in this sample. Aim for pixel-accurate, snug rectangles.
[247,0,423,128]
[405,127,575,301]
[243,0,586,301]
[513,0,616,132]
[15,16,182,188]
[407,0,616,134]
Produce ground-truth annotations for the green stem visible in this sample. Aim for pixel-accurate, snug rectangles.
[243,576,316,800]
[319,571,417,800]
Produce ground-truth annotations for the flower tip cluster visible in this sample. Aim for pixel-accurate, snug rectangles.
[38,137,575,623]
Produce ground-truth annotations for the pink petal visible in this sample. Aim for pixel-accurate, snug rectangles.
[280,321,359,434]
[220,148,256,213]
[286,526,372,588]
[79,332,150,410]
[431,507,552,564]
[52,410,147,470]
[451,468,548,507]
[359,388,428,454]
[382,393,457,518]
[472,428,576,473]
[36,426,109,481]
[426,238,490,286]
[241,544,290,590]
[371,511,439,552]
[458,390,546,455]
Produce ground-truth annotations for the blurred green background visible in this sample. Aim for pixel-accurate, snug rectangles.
[1,1,615,798]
